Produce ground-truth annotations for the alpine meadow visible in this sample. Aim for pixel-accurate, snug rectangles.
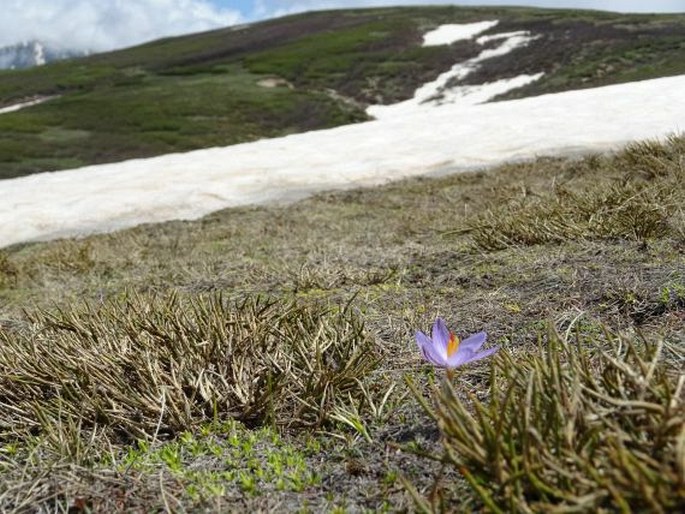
[0,5,684,512]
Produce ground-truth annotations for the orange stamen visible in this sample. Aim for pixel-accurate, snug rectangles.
[447,332,460,357]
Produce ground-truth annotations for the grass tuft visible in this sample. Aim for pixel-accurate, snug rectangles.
[616,135,685,179]
[419,323,685,512]
[468,135,685,250]
[0,251,19,289]
[0,292,380,452]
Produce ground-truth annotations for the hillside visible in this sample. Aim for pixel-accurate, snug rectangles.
[0,5,683,512]
[0,135,683,512]
[2,72,683,249]
[0,5,684,180]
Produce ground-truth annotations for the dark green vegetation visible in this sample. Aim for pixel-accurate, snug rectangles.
[0,136,683,511]
[1,6,685,179]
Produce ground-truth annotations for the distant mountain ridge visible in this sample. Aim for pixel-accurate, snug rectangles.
[0,40,87,70]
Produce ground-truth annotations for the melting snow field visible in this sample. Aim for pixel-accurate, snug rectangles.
[0,96,55,115]
[1,22,684,249]
[368,21,544,119]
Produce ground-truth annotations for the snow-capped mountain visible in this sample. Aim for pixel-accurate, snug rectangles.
[0,41,86,70]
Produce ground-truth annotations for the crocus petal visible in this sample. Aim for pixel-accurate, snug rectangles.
[445,347,472,367]
[431,318,451,359]
[446,343,499,368]
[463,346,500,365]
[459,331,487,353]
[416,330,446,366]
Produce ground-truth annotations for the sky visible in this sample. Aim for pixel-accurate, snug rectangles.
[1,1,683,51]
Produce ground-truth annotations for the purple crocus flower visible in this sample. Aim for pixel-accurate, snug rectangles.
[416,318,498,368]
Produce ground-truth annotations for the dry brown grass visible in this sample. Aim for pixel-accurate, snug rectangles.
[410,324,684,513]
[0,292,379,453]
[468,136,685,250]
[0,135,683,511]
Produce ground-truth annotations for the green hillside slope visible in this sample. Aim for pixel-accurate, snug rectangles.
[0,6,684,180]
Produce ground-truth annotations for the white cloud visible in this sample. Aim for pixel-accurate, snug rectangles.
[0,0,243,52]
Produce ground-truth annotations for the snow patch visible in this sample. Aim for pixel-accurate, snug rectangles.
[422,20,499,46]
[0,96,55,115]
[432,73,544,107]
[1,74,684,249]
[368,26,542,120]
[477,30,530,44]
